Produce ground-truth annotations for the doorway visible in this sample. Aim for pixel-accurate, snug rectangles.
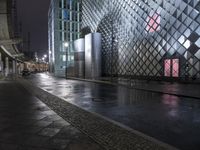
[164,58,179,77]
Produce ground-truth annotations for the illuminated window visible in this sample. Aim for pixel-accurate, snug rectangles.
[146,11,160,33]
[164,59,179,77]
[63,10,68,20]
[164,59,171,77]
[63,55,66,62]
[172,59,179,77]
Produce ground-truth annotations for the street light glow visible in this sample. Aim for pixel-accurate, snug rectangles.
[64,42,69,47]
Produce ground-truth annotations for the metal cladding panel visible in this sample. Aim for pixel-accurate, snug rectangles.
[85,33,92,78]
[74,38,85,77]
[74,52,85,61]
[92,33,102,79]
[74,61,84,78]
[85,33,102,79]
[82,0,200,80]
[74,38,85,52]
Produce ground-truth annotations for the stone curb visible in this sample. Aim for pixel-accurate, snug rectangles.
[18,78,178,150]
[67,77,200,99]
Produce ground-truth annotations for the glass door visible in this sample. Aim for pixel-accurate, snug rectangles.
[172,59,179,77]
[164,58,179,77]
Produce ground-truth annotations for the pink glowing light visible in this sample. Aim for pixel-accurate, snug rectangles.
[164,59,171,77]
[146,12,160,33]
[172,59,179,77]
[164,59,179,77]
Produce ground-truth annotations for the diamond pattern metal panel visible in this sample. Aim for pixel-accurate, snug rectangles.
[82,0,200,79]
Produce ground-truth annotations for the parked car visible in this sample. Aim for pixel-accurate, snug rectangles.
[22,69,30,76]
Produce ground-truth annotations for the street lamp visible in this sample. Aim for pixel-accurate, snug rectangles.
[42,54,47,62]
[64,42,69,47]
[64,42,69,78]
[41,54,48,72]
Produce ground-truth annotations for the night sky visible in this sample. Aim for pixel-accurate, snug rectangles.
[17,0,50,58]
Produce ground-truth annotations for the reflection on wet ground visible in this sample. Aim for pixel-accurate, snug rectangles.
[29,74,200,150]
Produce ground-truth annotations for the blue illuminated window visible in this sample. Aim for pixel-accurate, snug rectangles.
[63,10,68,20]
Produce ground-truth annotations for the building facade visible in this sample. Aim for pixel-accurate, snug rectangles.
[81,0,200,81]
[48,0,82,77]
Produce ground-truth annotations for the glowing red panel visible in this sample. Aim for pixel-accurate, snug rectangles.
[146,12,160,33]
[172,59,179,77]
[164,59,171,77]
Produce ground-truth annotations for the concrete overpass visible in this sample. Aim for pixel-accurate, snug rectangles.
[0,0,23,77]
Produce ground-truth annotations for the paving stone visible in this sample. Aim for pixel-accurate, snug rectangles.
[18,146,50,150]
[42,138,70,150]
[47,120,70,129]
[0,143,18,150]
[22,135,50,147]
[0,132,18,143]
[54,126,81,140]
[22,126,44,134]
[32,120,53,127]
[26,114,47,120]
[38,128,60,137]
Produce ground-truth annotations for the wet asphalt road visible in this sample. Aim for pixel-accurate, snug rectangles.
[28,73,200,150]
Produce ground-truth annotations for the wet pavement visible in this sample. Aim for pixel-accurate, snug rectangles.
[25,73,200,150]
[115,78,200,99]
[68,77,200,99]
[0,80,104,150]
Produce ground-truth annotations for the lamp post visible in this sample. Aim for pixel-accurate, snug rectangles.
[42,54,47,62]
[64,42,69,78]
[64,42,69,47]
[41,54,47,72]
[49,50,52,72]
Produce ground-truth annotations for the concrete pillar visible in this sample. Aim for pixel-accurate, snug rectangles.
[19,63,23,74]
[5,57,9,77]
[12,60,16,74]
[0,52,2,71]
[0,52,2,75]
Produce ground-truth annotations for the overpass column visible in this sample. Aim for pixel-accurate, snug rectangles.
[0,53,3,75]
[12,60,16,74]
[5,57,9,77]
[17,62,22,75]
